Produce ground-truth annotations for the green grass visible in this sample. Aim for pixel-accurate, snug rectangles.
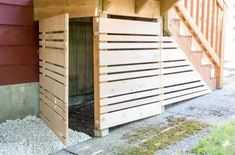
[192,120,235,155]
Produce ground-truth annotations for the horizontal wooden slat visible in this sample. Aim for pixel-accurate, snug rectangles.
[162,61,190,68]
[0,25,36,45]
[0,64,38,85]
[100,63,160,74]
[40,101,67,143]
[39,74,65,102]
[99,18,160,35]
[39,48,65,66]
[40,88,66,111]
[161,49,186,61]
[163,89,210,105]
[162,71,200,87]
[39,61,65,76]
[0,4,34,25]
[99,34,161,42]
[100,102,162,129]
[0,46,37,65]
[164,81,205,93]
[39,41,66,49]
[40,68,65,84]
[100,69,160,82]
[99,43,161,50]
[40,94,66,120]
[100,76,161,98]
[39,14,69,32]
[100,50,160,65]
[162,66,193,74]
[101,96,161,113]
[39,33,66,40]
[100,88,161,105]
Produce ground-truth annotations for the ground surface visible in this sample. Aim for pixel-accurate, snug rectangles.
[0,116,91,155]
[54,66,235,155]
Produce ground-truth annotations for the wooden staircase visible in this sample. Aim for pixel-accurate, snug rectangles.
[165,0,226,90]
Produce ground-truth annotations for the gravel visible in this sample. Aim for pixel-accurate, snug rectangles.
[0,116,91,155]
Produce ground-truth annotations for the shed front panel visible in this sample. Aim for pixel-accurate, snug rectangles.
[39,14,69,144]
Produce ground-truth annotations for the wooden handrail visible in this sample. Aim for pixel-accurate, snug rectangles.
[174,3,221,67]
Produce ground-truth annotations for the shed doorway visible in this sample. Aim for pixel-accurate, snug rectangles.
[68,18,94,136]
[39,14,94,144]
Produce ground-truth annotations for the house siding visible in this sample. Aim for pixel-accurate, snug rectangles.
[0,0,38,85]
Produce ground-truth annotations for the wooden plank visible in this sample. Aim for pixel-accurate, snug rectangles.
[40,94,66,120]
[162,72,201,87]
[39,41,66,49]
[100,69,160,82]
[161,49,186,61]
[39,74,65,102]
[101,95,160,113]
[0,64,38,85]
[162,66,193,74]
[99,43,161,50]
[39,14,68,32]
[33,0,98,20]
[39,33,66,40]
[0,4,34,25]
[164,81,205,93]
[39,61,65,76]
[40,88,66,111]
[162,61,190,68]
[40,101,67,143]
[0,46,37,65]
[0,0,33,6]
[100,50,160,65]
[160,0,180,15]
[100,76,161,98]
[100,88,161,105]
[135,0,149,13]
[100,102,162,129]
[163,89,210,105]
[39,48,65,66]
[40,68,65,84]
[0,25,36,45]
[100,63,160,74]
[99,34,161,42]
[99,18,160,35]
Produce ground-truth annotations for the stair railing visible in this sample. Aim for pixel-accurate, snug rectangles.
[173,0,226,88]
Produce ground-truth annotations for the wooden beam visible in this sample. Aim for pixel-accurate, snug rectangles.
[135,0,149,14]
[103,0,113,11]
[161,0,180,16]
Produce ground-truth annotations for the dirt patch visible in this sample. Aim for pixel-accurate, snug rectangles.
[120,117,207,155]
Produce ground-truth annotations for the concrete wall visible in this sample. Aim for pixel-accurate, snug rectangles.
[0,82,39,123]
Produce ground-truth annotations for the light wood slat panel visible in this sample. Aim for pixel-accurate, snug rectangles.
[164,86,207,99]
[100,96,161,113]
[161,49,187,61]
[39,48,65,66]
[40,68,65,84]
[40,41,66,49]
[162,72,200,87]
[164,81,204,93]
[100,69,160,82]
[39,33,66,40]
[100,89,161,105]
[40,88,66,111]
[100,76,161,98]
[99,35,161,42]
[99,43,160,50]
[100,63,160,74]
[162,42,179,48]
[100,50,160,65]
[162,61,190,68]
[40,101,67,142]
[40,94,66,120]
[163,90,211,105]
[162,66,193,74]
[39,14,69,32]
[39,74,65,102]
[99,18,160,35]
[39,61,65,76]
[100,102,162,129]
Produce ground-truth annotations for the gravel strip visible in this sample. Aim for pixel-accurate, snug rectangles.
[0,116,91,155]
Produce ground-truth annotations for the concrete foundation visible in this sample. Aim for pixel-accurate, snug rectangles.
[0,82,39,123]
